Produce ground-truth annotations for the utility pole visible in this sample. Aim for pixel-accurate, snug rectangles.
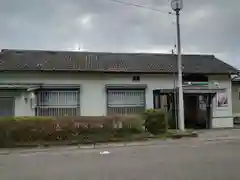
[171,0,185,131]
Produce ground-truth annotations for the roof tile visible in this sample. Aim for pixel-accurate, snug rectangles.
[0,49,238,74]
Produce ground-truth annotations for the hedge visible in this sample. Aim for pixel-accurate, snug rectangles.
[142,109,167,135]
[0,109,172,148]
[0,116,145,147]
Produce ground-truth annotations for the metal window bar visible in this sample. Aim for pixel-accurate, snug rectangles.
[36,90,80,116]
[107,90,145,115]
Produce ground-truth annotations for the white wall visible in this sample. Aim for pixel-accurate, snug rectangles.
[0,72,176,116]
[15,92,35,116]
[209,75,233,128]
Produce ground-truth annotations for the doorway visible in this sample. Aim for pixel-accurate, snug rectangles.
[153,90,215,129]
[184,94,213,129]
[153,90,178,129]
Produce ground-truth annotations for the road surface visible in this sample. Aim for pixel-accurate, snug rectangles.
[0,137,240,180]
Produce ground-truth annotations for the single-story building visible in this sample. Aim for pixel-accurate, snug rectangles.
[0,49,238,129]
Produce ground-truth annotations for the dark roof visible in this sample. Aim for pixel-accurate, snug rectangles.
[0,49,238,74]
[232,76,240,82]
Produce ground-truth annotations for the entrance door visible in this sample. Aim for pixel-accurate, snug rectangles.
[184,94,214,129]
[0,97,14,116]
[197,94,214,129]
[198,95,209,128]
[184,95,198,128]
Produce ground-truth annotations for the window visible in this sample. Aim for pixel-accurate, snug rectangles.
[36,89,80,116]
[107,89,145,115]
[132,76,140,81]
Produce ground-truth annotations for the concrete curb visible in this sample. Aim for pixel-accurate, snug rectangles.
[0,136,239,155]
[201,137,240,142]
[0,139,172,155]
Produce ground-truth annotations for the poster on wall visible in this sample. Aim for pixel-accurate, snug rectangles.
[217,90,228,107]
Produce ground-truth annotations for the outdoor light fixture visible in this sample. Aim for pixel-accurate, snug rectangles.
[171,0,183,11]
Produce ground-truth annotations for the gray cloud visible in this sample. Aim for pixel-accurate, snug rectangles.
[0,0,239,68]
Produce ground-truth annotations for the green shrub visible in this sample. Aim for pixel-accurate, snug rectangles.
[142,109,167,135]
[120,115,144,133]
[0,117,15,121]
[167,111,177,129]
[0,115,144,147]
[14,116,56,121]
[0,116,56,122]
[0,120,15,147]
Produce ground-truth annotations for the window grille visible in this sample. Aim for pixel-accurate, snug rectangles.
[36,89,80,116]
[107,89,145,115]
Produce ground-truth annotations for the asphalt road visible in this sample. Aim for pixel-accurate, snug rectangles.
[1,139,240,180]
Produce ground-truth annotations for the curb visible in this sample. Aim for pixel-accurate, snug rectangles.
[201,137,240,142]
[0,139,171,155]
[1,136,238,155]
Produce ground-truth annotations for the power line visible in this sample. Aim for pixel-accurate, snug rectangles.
[108,0,174,15]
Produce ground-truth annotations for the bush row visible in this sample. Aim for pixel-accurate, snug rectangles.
[0,110,172,147]
[0,115,145,147]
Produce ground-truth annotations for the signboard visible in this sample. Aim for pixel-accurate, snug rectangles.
[183,82,209,86]
[216,90,228,108]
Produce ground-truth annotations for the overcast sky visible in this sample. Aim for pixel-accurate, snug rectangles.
[0,0,239,68]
